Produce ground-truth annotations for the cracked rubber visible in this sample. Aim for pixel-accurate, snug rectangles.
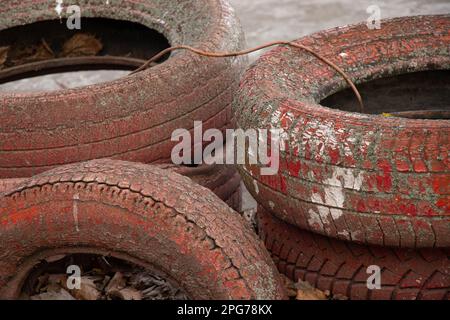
[0,159,285,299]
[234,15,450,248]
[257,207,450,300]
[0,0,247,178]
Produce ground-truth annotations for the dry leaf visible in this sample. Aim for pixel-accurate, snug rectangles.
[105,272,126,294]
[68,277,101,300]
[130,271,188,300]
[295,280,328,300]
[61,33,103,57]
[10,39,54,65]
[47,274,67,286]
[109,288,142,300]
[281,275,297,298]
[31,287,75,300]
[35,274,50,293]
[0,46,9,68]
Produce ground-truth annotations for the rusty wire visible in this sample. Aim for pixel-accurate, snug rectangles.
[131,41,365,113]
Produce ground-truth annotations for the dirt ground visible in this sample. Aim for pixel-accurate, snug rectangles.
[1,0,449,210]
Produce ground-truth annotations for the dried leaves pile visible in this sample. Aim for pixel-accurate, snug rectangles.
[61,33,103,57]
[23,254,187,301]
[28,270,188,301]
[0,33,102,70]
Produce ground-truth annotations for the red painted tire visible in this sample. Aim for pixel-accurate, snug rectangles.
[234,16,450,248]
[156,163,242,212]
[0,163,241,211]
[0,159,285,300]
[0,0,246,178]
[257,207,450,300]
[0,179,21,194]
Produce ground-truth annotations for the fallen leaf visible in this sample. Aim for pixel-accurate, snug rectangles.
[109,288,142,300]
[68,277,101,300]
[0,46,9,68]
[130,270,188,300]
[42,283,62,293]
[31,287,75,300]
[61,33,103,57]
[34,275,49,293]
[99,275,111,291]
[281,275,297,298]
[332,293,349,300]
[10,39,54,65]
[105,272,126,294]
[295,280,327,300]
[382,113,394,117]
[47,274,67,286]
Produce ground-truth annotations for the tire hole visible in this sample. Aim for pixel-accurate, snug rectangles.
[321,70,450,119]
[0,18,171,91]
[20,253,188,300]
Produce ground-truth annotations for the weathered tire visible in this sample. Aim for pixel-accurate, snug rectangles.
[0,162,242,211]
[257,207,450,300]
[234,15,450,248]
[0,179,21,194]
[0,159,285,300]
[225,184,243,213]
[0,0,247,178]
[156,163,242,212]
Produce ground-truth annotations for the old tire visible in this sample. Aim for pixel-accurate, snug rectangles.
[156,163,242,212]
[234,15,450,248]
[0,162,242,211]
[257,207,450,300]
[0,179,22,194]
[0,0,246,178]
[0,159,285,300]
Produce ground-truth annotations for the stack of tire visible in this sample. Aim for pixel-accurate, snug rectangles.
[234,15,450,300]
[0,0,287,299]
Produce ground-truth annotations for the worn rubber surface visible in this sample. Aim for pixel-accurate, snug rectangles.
[0,179,21,194]
[257,207,450,300]
[0,0,247,178]
[0,162,242,211]
[155,163,242,212]
[0,159,285,299]
[225,184,242,213]
[234,15,450,248]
